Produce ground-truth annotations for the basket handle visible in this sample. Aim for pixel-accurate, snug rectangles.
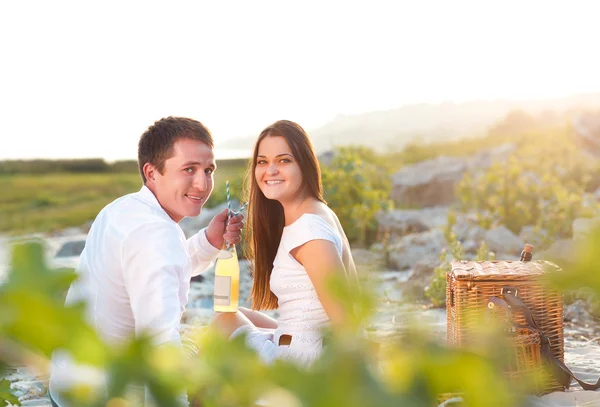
[488,288,600,391]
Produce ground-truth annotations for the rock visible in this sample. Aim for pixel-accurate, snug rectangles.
[318,150,335,166]
[442,211,487,256]
[376,207,450,238]
[402,262,436,301]
[388,229,446,271]
[466,225,487,245]
[518,225,549,250]
[483,226,524,257]
[390,144,515,207]
[460,239,480,255]
[468,143,516,168]
[452,213,487,246]
[564,300,595,324]
[391,156,467,207]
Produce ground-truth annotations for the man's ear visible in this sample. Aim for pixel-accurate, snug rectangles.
[143,162,157,184]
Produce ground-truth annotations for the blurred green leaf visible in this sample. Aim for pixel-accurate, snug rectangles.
[0,378,20,406]
[0,242,105,365]
[545,226,600,294]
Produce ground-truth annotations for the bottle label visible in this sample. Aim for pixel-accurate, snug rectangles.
[214,275,231,306]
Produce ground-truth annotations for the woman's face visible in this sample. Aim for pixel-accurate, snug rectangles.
[255,135,304,204]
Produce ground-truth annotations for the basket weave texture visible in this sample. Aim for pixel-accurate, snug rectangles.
[447,260,564,394]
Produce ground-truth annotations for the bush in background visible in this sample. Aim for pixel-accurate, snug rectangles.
[456,127,599,246]
[321,146,393,247]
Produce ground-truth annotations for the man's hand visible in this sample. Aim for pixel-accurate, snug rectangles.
[206,208,245,249]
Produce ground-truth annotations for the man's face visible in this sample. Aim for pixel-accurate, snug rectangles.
[146,138,215,222]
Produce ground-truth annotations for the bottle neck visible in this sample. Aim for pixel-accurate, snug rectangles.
[222,243,236,253]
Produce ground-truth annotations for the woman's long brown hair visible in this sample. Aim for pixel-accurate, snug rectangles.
[245,120,325,310]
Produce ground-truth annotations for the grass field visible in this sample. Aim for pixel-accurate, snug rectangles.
[1,161,248,235]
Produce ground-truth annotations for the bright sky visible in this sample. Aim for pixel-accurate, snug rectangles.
[1,0,599,161]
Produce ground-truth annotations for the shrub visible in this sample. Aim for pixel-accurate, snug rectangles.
[456,127,598,245]
[322,146,392,246]
[1,242,524,407]
[425,211,494,307]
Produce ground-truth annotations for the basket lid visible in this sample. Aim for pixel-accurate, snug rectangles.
[449,260,561,280]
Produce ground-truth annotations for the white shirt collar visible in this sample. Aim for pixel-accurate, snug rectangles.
[137,185,174,221]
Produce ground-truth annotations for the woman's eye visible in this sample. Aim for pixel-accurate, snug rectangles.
[280,159,291,163]
[257,160,267,165]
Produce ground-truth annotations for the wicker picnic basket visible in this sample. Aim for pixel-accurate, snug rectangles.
[446,260,564,394]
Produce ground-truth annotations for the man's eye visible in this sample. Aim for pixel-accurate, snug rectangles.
[205,168,214,175]
[184,167,194,173]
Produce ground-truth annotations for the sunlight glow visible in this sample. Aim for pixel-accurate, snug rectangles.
[0,0,599,160]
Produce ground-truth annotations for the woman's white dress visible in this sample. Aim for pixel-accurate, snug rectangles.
[231,213,343,367]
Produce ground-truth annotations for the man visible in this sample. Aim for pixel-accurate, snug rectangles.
[49,117,244,406]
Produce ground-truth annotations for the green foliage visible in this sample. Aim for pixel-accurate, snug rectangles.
[425,211,463,307]
[1,243,105,364]
[208,170,247,209]
[545,226,600,296]
[0,159,248,235]
[425,249,452,308]
[0,241,531,407]
[0,378,20,406]
[0,173,142,234]
[456,127,598,245]
[475,241,495,262]
[0,159,113,174]
[425,212,495,307]
[322,146,393,246]
[544,225,600,319]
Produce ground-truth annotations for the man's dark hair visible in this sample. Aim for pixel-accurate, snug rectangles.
[137,116,214,183]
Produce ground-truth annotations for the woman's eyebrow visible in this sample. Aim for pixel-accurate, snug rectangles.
[257,153,293,158]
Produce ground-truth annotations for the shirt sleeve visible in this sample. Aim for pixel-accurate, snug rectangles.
[186,228,220,277]
[283,215,342,254]
[121,221,188,346]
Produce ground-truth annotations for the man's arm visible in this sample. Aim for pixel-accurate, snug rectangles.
[186,228,220,277]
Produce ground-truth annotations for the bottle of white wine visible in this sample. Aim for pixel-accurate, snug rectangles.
[520,243,534,262]
[213,244,240,312]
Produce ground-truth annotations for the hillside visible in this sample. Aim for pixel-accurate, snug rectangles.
[217,93,600,154]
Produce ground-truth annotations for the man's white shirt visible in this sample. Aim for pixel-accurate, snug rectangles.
[49,186,219,406]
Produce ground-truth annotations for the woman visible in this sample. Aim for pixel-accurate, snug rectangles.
[211,120,358,368]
